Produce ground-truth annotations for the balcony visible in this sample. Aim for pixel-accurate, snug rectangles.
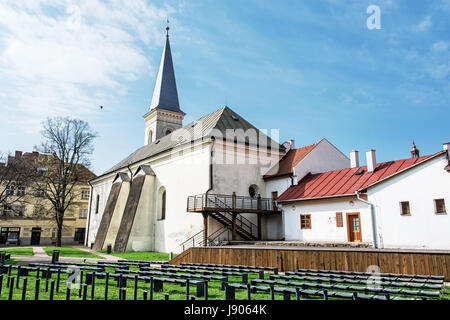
[187,193,280,214]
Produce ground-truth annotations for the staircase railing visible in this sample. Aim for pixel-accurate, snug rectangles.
[180,226,231,251]
[210,196,258,239]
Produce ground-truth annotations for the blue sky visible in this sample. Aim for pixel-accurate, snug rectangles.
[0,0,449,175]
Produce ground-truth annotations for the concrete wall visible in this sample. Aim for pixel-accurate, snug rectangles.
[283,196,372,243]
[126,173,156,252]
[102,180,130,250]
[211,140,283,240]
[368,153,450,250]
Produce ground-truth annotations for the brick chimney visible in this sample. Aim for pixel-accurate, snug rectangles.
[15,151,22,158]
[350,150,359,168]
[366,149,376,172]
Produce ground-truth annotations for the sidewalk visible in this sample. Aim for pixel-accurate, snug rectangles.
[9,246,120,265]
[74,246,120,261]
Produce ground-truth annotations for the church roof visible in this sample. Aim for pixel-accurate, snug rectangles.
[149,30,183,114]
[94,106,284,180]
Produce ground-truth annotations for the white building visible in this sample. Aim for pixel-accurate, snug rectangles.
[277,145,450,250]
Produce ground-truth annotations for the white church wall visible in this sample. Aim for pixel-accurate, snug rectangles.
[294,139,349,181]
[150,141,212,253]
[86,176,114,246]
[283,197,372,243]
[368,153,450,250]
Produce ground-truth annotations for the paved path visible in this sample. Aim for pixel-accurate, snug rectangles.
[9,246,120,265]
[74,246,120,261]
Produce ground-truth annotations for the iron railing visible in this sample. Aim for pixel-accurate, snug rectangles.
[187,193,278,212]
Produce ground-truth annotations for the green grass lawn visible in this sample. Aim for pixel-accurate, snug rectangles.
[0,247,34,256]
[43,247,103,259]
[98,250,176,261]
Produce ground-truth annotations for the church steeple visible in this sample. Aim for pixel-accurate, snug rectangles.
[144,25,185,145]
[149,24,183,114]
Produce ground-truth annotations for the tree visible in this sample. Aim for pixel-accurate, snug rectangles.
[32,117,97,247]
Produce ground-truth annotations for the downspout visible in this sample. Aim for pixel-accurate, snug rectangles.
[355,191,379,248]
[205,136,216,196]
[203,137,216,245]
[85,180,94,247]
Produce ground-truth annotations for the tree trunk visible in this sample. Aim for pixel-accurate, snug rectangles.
[56,209,64,247]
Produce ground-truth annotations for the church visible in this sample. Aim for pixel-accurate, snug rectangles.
[85,27,450,253]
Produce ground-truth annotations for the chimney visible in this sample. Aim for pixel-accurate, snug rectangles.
[366,149,376,172]
[15,151,22,158]
[288,139,295,149]
[350,150,359,168]
[444,142,450,160]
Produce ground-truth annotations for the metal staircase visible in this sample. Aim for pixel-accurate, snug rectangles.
[181,192,280,250]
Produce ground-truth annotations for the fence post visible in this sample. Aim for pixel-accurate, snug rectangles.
[8,277,15,300]
[21,278,28,300]
[232,192,236,209]
[34,278,40,300]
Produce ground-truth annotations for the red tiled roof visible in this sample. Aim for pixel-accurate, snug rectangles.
[277,153,442,202]
[263,140,321,179]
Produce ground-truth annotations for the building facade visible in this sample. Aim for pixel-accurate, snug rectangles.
[0,151,95,246]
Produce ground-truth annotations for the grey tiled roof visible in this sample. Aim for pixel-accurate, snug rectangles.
[94,106,284,180]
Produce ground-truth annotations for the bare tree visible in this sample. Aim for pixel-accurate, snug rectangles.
[31,117,97,247]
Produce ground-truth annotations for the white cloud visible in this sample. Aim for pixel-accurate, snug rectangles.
[413,15,432,32]
[0,0,178,133]
[432,41,449,52]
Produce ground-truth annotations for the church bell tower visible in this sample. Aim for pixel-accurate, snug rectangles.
[144,25,185,145]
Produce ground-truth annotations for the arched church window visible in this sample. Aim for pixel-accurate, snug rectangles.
[95,194,100,213]
[147,129,153,144]
[158,187,166,220]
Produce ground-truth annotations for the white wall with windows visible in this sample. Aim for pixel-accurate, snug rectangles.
[368,153,450,250]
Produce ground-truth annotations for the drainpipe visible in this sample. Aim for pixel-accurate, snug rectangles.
[203,137,216,245]
[205,136,216,196]
[85,180,94,247]
[355,191,379,248]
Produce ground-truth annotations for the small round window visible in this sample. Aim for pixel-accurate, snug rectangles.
[248,184,258,198]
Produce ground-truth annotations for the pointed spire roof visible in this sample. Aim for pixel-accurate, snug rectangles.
[149,27,184,114]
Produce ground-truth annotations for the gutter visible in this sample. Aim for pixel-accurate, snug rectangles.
[355,191,379,249]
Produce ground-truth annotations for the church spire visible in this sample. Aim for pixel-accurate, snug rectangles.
[149,24,184,114]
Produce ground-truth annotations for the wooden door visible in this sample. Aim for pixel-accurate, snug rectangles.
[346,213,362,242]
